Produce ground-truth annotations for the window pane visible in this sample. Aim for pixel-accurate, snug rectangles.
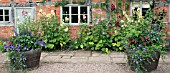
[0,16,3,21]
[80,7,87,14]
[80,15,87,23]
[142,8,149,16]
[62,15,69,23]
[72,7,78,14]
[63,7,69,14]
[0,10,3,15]
[5,16,9,21]
[5,10,9,15]
[71,15,78,23]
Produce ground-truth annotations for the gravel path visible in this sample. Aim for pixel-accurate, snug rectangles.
[1,63,170,73]
[27,63,169,73]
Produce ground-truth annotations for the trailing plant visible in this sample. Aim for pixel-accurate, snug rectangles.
[55,0,69,7]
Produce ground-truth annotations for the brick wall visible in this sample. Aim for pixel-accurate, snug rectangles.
[0,26,14,41]
[0,0,170,40]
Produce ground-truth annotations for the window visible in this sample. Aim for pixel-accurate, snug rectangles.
[61,5,90,25]
[14,7,36,25]
[0,7,11,25]
[131,1,150,17]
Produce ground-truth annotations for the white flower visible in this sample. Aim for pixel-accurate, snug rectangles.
[28,13,31,16]
[51,10,55,15]
[64,27,68,32]
[121,24,127,28]
[120,20,124,23]
[39,9,42,13]
[101,17,105,20]
[65,17,69,22]
[83,14,86,19]
[60,21,64,27]
[17,16,20,19]
[123,11,126,15]
[137,7,140,12]
[46,14,51,17]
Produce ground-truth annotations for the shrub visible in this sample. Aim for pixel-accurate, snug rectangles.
[38,15,70,51]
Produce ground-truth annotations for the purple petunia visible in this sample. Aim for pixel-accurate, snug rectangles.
[40,40,45,46]
[16,45,20,53]
[10,45,14,50]
[138,45,141,50]
[4,44,8,51]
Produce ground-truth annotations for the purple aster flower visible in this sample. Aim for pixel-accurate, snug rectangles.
[4,44,8,51]
[140,58,142,61]
[10,45,14,50]
[131,48,135,51]
[16,45,20,53]
[40,40,45,46]
[155,48,158,51]
[23,46,27,51]
[138,45,141,50]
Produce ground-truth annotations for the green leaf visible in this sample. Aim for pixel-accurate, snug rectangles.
[116,42,121,47]
[80,45,84,49]
[46,44,54,49]
[89,42,94,45]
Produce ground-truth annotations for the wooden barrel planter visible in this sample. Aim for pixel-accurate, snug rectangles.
[25,48,42,68]
[127,52,160,72]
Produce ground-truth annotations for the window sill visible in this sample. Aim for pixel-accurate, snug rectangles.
[0,24,14,26]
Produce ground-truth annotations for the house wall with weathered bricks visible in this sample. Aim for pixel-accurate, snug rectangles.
[0,0,170,40]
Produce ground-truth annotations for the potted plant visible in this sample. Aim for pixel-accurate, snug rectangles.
[4,10,45,72]
[116,3,166,72]
[121,7,167,72]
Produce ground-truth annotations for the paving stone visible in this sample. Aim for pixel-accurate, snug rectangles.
[112,57,127,63]
[92,51,101,57]
[88,56,111,63]
[0,52,7,64]
[41,56,61,63]
[49,52,59,56]
[159,57,170,64]
[62,55,72,59]
[110,52,126,58]
[58,51,75,56]
[75,51,91,57]
[40,52,49,60]
[70,57,88,63]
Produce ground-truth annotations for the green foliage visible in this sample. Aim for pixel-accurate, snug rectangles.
[55,0,69,7]
[38,16,70,51]
[0,40,5,52]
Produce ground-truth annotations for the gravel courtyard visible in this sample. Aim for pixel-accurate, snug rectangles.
[27,63,170,73]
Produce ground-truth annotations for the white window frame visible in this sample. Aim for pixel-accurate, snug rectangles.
[0,7,12,26]
[60,4,90,25]
[130,1,150,15]
[14,7,36,35]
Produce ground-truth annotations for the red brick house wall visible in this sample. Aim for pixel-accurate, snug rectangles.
[0,0,170,40]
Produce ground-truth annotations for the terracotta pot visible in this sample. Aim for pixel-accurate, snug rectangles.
[25,48,41,68]
[127,52,160,72]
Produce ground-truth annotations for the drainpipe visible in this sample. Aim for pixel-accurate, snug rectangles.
[10,0,17,36]
[106,0,110,21]
[167,0,170,51]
